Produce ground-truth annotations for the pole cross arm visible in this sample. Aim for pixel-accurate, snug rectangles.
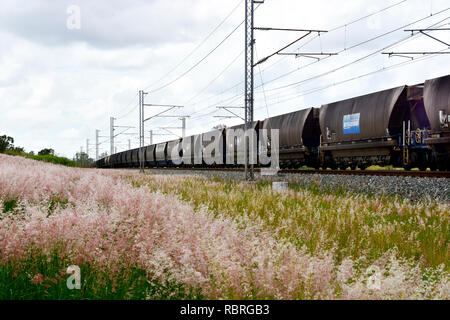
[254,27,327,33]
[382,51,450,56]
[401,28,450,48]
[158,127,182,129]
[418,31,450,47]
[144,106,179,122]
[152,115,188,118]
[214,116,238,119]
[143,104,184,108]
[217,106,245,121]
[160,128,181,138]
[278,52,338,60]
[113,127,135,139]
[254,31,312,67]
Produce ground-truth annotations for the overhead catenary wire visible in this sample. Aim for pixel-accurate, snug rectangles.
[255,47,270,118]
[166,48,447,136]
[114,0,243,120]
[177,14,450,134]
[261,19,450,103]
[185,49,245,105]
[145,0,244,91]
[257,48,449,111]
[201,50,447,131]
[174,0,430,123]
[174,7,450,129]
[247,0,412,79]
[145,15,245,94]
[256,10,450,93]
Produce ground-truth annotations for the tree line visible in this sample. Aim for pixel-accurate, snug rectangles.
[0,134,94,167]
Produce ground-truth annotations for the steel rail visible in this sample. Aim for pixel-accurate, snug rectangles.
[139,167,450,178]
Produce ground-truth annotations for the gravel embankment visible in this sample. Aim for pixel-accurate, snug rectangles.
[145,169,450,202]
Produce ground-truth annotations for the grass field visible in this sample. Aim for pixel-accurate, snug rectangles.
[0,154,448,300]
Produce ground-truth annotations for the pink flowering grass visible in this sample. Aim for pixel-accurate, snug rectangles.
[0,154,448,300]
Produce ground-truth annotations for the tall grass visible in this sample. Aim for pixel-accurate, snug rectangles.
[132,174,449,271]
[0,154,448,299]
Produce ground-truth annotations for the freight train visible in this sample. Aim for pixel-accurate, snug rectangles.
[96,74,450,171]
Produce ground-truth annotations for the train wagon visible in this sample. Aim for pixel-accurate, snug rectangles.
[319,84,426,170]
[225,121,259,167]
[423,75,450,170]
[181,134,202,167]
[155,142,167,166]
[145,145,156,167]
[261,108,320,168]
[129,148,138,167]
[167,139,183,167]
[202,128,226,166]
[95,74,449,171]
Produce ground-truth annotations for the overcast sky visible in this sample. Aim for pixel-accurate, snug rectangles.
[0,0,449,158]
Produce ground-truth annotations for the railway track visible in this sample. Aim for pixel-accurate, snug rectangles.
[144,167,450,178]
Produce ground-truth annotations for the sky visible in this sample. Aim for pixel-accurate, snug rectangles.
[0,0,449,158]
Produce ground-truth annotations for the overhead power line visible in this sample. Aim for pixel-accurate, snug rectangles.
[259,49,449,110]
[178,13,449,131]
[251,0,412,77]
[145,0,244,91]
[145,6,251,94]
[259,10,450,93]
[173,0,418,123]
[114,0,243,120]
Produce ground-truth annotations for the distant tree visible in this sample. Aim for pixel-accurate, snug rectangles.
[11,146,25,153]
[74,152,94,167]
[0,135,14,153]
[99,152,108,159]
[38,148,55,156]
[29,151,35,155]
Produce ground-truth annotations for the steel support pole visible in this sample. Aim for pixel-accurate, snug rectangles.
[139,90,144,173]
[139,90,147,173]
[86,139,89,159]
[95,130,99,161]
[245,0,255,180]
[110,117,115,156]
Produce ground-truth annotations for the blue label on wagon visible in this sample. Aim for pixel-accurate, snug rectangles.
[343,113,360,134]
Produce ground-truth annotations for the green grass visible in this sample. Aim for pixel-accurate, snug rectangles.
[0,255,204,300]
[2,198,18,213]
